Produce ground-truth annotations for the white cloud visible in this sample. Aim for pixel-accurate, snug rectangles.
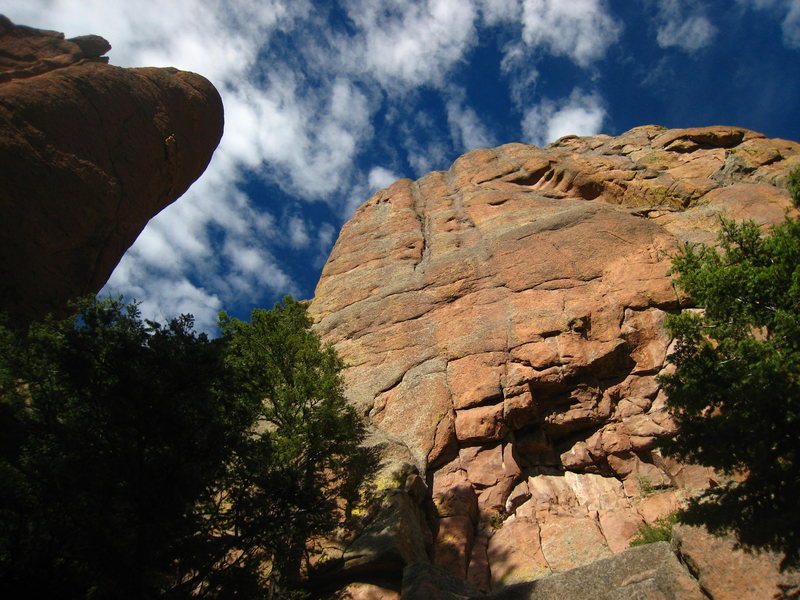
[317,223,337,252]
[368,166,401,191]
[479,0,522,25]
[309,222,339,270]
[520,0,622,67]
[655,0,717,53]
[735,0,800,48]
[399,114,453,177]
[6,0,304,81]
[337,0,479,89]
[446,99,497,151]
[785,1,800,47]
[286,216,312,249]
[0,0,618,331]
[522,88,607,146]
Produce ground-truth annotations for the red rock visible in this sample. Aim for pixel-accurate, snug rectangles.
[564,472,629,511]
[454,403,508,444]
[539,515,613,572]
[371,359,453,468]
[636,490,680,524]
[309,125,800,591]
[493,541,705,599]
[598,509,645,554]
[447,352,505,409]
[431,463,478,521]
[466,529,492,592]
[0,17,223,323]
[671,525,800,600]
[462,444,521,512]
[487,516,551,587]
[432,515,474,578]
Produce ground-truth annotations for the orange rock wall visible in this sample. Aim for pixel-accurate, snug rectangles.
[310,125,799,592]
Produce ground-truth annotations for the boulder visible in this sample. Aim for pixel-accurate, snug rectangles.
[401,562,480,600]
[331,581,401,600]
[340,491,430,576]
[483,542,705,600]
[0,16,223,323]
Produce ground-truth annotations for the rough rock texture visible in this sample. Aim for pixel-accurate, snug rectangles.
[481,542,705,600]
[309,124,800,596]
[672,525,800,600]
[0,16,223,323]
[401,562,480,600]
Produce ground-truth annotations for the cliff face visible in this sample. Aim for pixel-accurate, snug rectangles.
[0,16,223,323]
[309,125,799,595]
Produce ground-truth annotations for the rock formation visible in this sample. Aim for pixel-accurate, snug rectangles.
[309,125,800,597]
[0,16,223,323]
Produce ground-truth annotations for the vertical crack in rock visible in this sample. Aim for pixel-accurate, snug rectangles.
[411,180,431,271]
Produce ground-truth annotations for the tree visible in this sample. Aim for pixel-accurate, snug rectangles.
[0,296,368,598]
[660,204,800,567]
[218,297,368,592]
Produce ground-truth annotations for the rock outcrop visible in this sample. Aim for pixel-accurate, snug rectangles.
[309,125,800,596]
[0,16,223,323]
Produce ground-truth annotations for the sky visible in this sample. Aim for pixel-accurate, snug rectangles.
[6,0,800,332]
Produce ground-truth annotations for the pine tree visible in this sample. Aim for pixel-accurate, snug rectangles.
[660,173,800,567]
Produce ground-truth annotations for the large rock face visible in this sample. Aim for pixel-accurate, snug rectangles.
[309,125,799,594]
[0,16,223,323]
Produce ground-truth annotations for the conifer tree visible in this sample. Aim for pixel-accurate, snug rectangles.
[660,170,800,567]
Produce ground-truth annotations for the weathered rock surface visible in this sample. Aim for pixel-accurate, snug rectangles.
[309,124,799,596]
[671,525,800,600]
[482,542,705,600]
[401,562,480,600]
[0,16,223,323]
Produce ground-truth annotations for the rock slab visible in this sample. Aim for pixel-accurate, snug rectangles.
[481,542,704,600]
[0,16,224,323]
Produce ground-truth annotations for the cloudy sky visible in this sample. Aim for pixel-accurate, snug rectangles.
[7,0,800,331]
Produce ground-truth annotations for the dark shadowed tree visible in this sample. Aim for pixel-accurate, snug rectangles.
[0,296,369,598]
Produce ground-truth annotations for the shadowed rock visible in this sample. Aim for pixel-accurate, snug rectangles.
[0,16,223,323]
[480,542,704,600]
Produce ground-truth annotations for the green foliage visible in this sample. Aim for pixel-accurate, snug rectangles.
[629,513,677,548]
[218,297,369,589]
[635,475,656,496]
[660,216,800,567]
[0,296,369,598]
[787,166,800,207]
[488,511,505,530]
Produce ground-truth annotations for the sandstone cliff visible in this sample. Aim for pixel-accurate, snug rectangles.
[0,16,223,323]
[309,125,800,598]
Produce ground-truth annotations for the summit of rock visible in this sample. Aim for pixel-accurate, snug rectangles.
[0,16,224,323]
[309,125,799,596]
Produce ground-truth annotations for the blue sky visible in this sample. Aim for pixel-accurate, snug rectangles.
[7,0,800,331]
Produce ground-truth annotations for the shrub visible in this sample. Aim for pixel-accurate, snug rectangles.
[629,513,678,548]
